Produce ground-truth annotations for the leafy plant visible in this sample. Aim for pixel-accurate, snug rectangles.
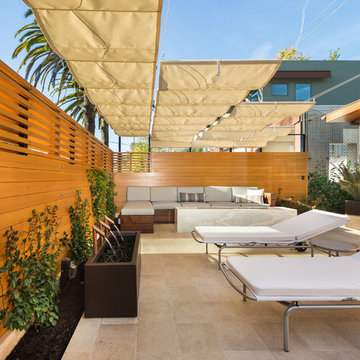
[335,162,360,201]
[308,168,350,213]
[68,190,93,263]
[87,169,117,222]
[0,206,68,331]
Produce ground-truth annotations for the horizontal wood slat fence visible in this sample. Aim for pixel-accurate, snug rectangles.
[0,60,112,170]
[114,152,308,210]
[0,60,112,337]
[113,152,151,173]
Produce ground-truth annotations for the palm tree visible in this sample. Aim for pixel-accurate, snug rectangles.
[13,9,97,136]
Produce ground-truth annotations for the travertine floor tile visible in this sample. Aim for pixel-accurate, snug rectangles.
[176,323,223,354]
[314,350,360,360]
[213,320,268,351]
[294,319,356,351]
[90,324,136,360]
[224,350,275,360]
[63,224,360,360]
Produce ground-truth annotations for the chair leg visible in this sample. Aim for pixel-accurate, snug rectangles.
[283,302,298,352]
[206,243,208,254]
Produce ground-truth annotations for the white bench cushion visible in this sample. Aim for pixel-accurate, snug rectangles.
[232,186,257,201]
[205,186,232,202]
[226,254,360,300]
[195,226,294,243]
[151,187,177,202]
[121,201,154,216]
[127,186,151,201]
[152,201,180,210]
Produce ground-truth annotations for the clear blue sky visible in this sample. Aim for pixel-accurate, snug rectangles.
[1,0,359,150]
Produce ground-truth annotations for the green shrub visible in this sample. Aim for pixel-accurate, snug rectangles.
[308,168,350,213]
[69,190,93,263]
[0,206,68,330]
[335,162,360,201]
[87,169,117,222]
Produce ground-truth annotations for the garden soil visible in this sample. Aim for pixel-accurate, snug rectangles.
[7,273,83,360]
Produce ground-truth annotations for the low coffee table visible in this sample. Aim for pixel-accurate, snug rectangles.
[310,238,359,257]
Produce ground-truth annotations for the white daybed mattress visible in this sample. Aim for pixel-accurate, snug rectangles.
[226,253,360,301]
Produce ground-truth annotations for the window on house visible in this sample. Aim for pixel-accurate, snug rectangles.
[296,83,311,101]
[272,84,287,96]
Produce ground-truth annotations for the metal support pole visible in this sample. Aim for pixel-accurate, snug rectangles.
[118,136,121,152]
[148,135,151,152]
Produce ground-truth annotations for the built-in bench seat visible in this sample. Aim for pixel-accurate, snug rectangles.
[120,186,276,234]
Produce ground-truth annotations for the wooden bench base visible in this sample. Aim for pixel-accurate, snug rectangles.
[120,215,154,233]
[154,209,175,224]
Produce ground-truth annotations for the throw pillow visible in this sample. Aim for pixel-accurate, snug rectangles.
[179,192,205,202]
[246,189,264,204]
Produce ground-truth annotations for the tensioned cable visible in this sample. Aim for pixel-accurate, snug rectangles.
[284,0,338,52]
[282,0,347,59]
[297,0,348,46]
[308,72,360,101]
[160,0,172,60]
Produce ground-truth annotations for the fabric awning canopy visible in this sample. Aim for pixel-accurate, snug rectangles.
[152,100,314,148]
[24,0,163,136]
[152,60,281,145]
[200,102,314,146]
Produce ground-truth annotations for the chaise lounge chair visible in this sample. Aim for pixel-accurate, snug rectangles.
[192,210,349,268]
[221,253,360,351]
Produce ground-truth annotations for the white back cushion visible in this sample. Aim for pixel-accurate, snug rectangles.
[151,187,177,202]
[272,209,349,240]
[232,186,257,200]
[127,186,151,201]
[205,186,232,202]
[177,187,204,201]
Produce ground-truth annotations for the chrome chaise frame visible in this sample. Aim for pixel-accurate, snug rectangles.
[221,262,360,352]
[191,230,310,269]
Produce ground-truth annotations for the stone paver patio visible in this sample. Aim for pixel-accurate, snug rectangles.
[63,224,360,360]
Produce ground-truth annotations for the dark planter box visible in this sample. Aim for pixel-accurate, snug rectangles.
[84,231,141,318]
[345,200,360,215]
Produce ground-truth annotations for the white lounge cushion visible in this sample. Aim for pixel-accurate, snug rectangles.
[127,186,151,201]
[246,188,264,204]
[232,186,257,200]
[121,201,154,216]
[205,186,232,202]
[226,253,360,300]
[195,226,294,243]
[180,202,211,208]
[177,187,204,201]
[272,209,349,241]
[151,187,177,202]
[152,201,180,210]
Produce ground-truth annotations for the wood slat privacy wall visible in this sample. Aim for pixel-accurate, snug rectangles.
[0,60,112,170]
[113,152,151,173]
[114,152,308,209]
[0,60,112,337]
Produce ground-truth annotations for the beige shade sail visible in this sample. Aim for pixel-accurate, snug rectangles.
[152,60,282,145]
[24,0,163,136]
[199,102,314,147]
[152,101,314,148]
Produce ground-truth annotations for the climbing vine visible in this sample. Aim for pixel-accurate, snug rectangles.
[68,190,93,263]
[87,169,116,222]
[0,206,68,331]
